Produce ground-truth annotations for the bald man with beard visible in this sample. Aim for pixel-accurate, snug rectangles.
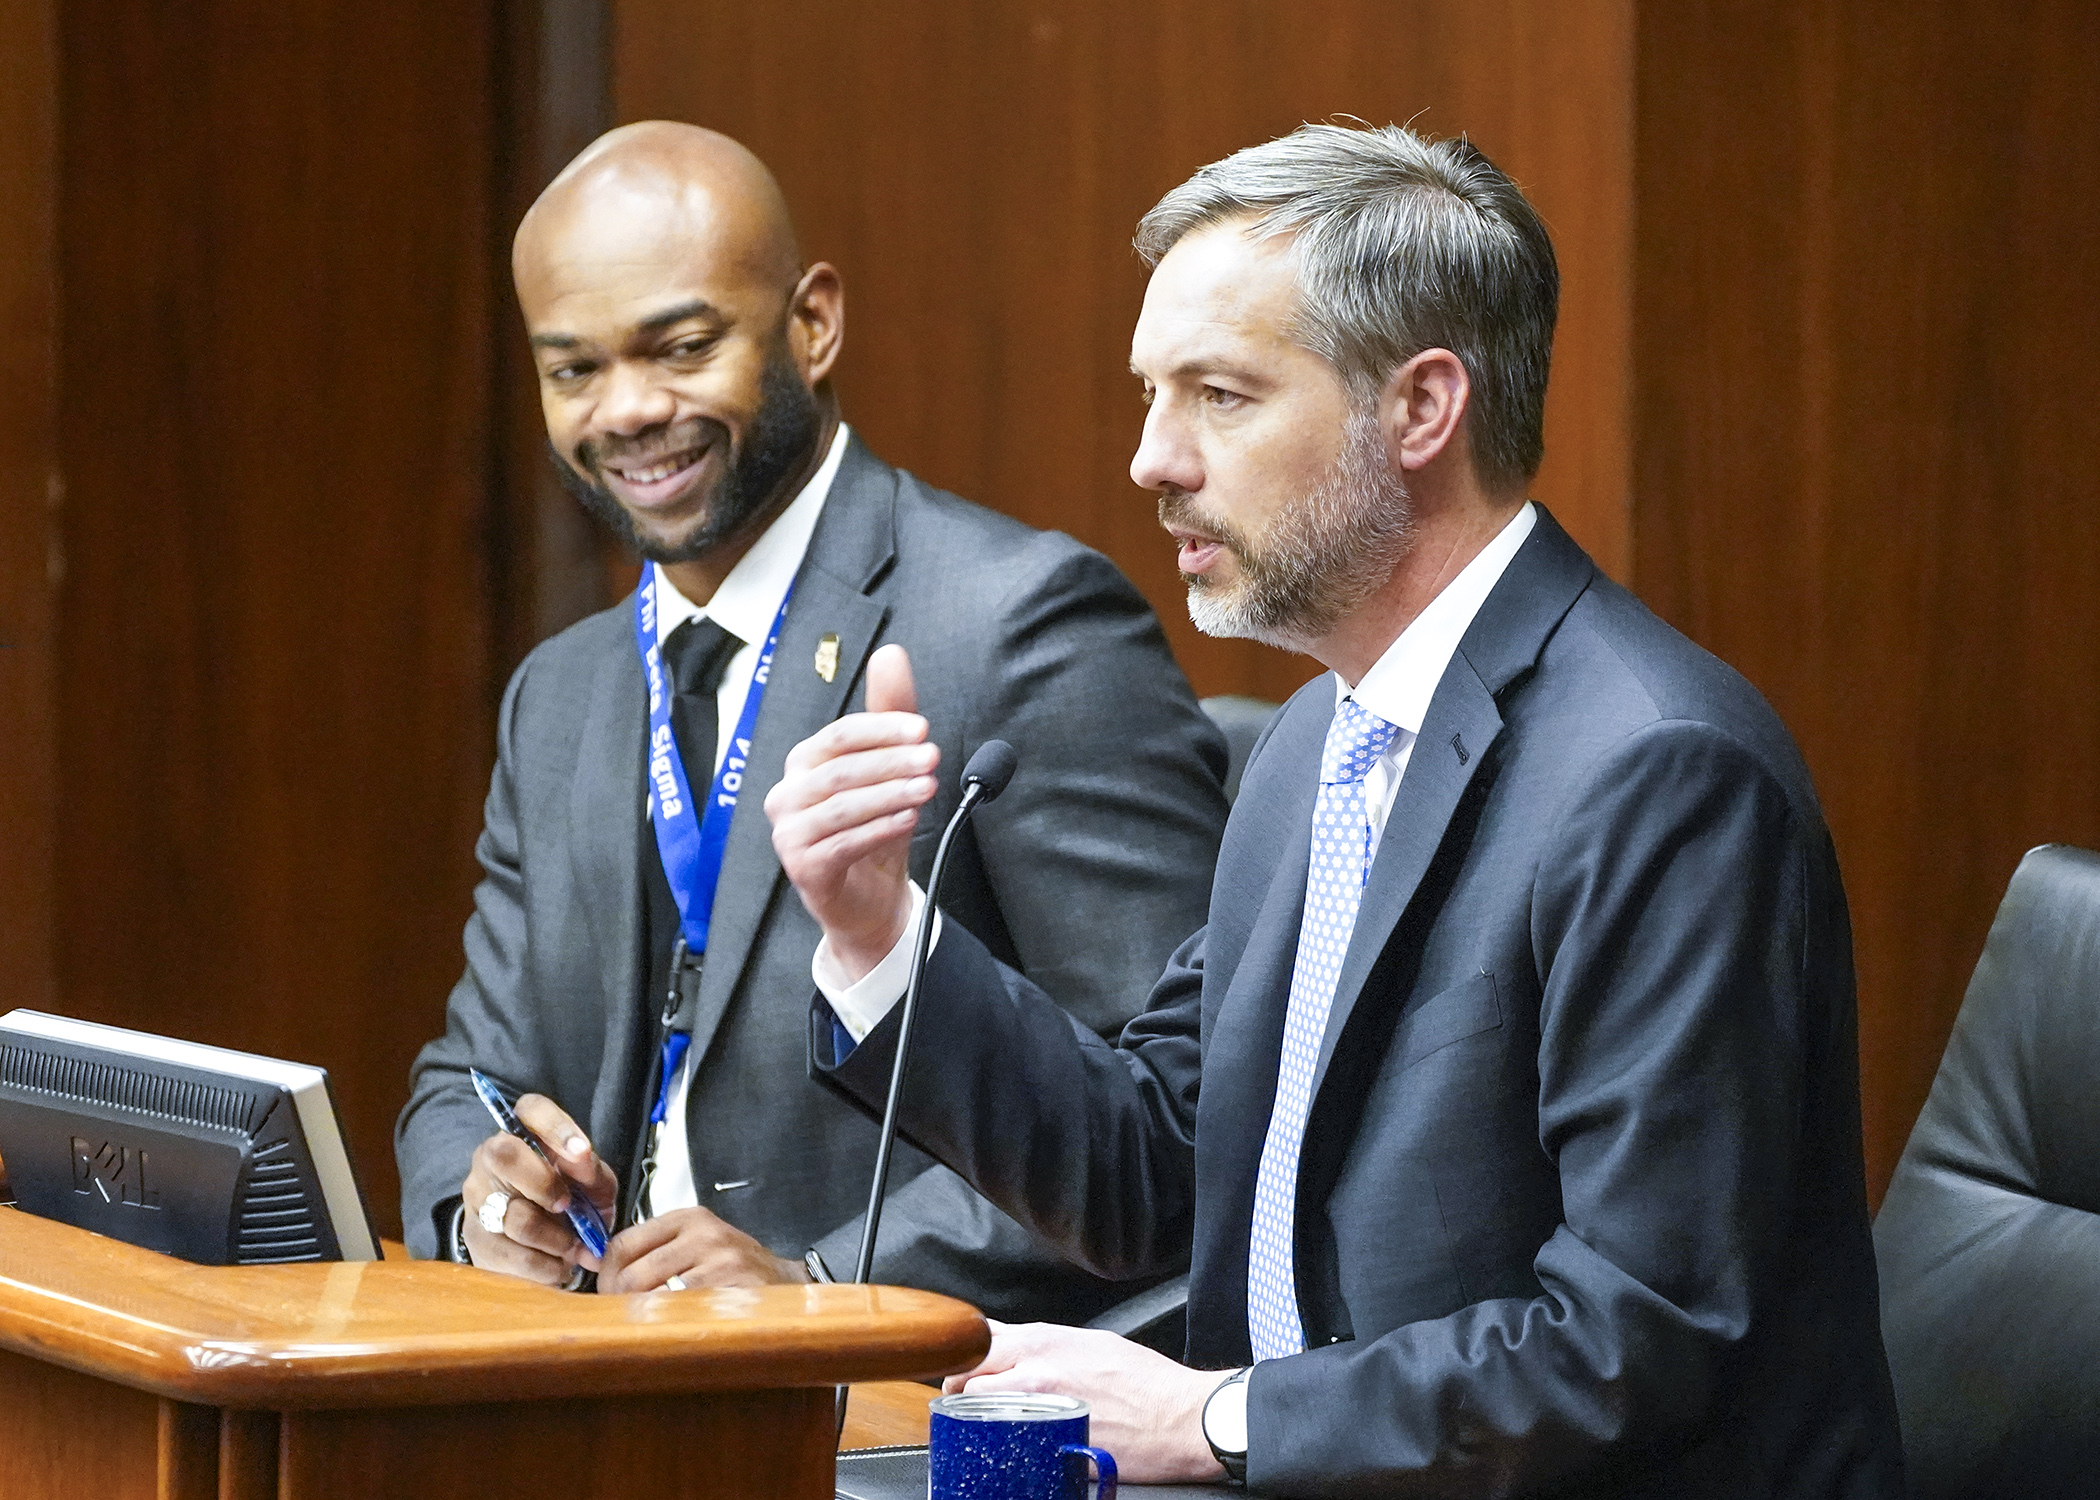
[394,124,1229,1315]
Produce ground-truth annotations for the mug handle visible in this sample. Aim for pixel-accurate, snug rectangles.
[1060,1444,1117,1500]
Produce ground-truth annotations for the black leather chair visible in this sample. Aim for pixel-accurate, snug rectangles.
[1198,695,1278,806]
[1874,844,2100,1499]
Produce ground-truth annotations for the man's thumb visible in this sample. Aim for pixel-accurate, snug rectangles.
[866,643,918,715]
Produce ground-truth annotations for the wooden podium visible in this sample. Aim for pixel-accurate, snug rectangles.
[0,1206,984,1499]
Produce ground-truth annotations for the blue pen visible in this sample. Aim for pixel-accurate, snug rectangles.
[469,1068,610,1260]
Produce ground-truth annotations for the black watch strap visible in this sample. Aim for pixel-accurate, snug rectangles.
[447,1202,474,1265]
[1203,1366,1252,1484]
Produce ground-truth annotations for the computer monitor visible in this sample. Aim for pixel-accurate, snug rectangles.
[0,1009,379,1264]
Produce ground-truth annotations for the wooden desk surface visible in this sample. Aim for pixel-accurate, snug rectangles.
[0,1207,987,1409]
[840,1379,936,1449]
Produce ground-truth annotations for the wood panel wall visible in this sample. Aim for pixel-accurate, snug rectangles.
[0,0,59,1024]
[1635,0,2100,1196]
[45,2,503,1236]
[611,0,1635,704]
[488,1,616,674]
[5,0,2089,1246]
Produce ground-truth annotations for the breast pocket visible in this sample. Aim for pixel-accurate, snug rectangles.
[1393,969,1503,1073]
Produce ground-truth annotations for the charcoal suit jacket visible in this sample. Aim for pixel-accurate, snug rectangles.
[396,435,1229,1320]
[819,508,1904,1496]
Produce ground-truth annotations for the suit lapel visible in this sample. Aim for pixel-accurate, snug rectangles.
[1307,663,1502,1099]
[569,635,651,1136]
[1305,505,1597,1107]
[681,576,888,1068]
[680,437,899,1074]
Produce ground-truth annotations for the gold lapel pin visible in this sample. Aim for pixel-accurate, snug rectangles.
[814,632,840,683]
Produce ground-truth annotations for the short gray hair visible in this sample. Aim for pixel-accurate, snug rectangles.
[1135,123,1558,490]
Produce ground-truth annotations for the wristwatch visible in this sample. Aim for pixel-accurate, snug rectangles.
[1202,1366,1252,1484]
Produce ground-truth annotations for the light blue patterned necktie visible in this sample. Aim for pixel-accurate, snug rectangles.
[1247,696,1399,1360]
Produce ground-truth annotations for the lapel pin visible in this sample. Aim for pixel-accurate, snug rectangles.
[814,632,840,683]
[1451,732,1470,765]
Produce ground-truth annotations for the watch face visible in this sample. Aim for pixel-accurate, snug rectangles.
[1204,1374,1250,1454]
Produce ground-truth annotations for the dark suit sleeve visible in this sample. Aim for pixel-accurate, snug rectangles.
[815,918,1208,1284]
[803,538,1227,1311]
[393,658,538,1259]
[1251,720,1824,1496]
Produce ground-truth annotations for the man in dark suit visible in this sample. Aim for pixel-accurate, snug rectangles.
[393,123,1228,1317]
[768,123,1903,1493]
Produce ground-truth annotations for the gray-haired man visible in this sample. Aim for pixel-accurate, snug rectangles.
[768,124,1903,1494]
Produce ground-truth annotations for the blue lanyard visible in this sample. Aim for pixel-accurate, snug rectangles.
[636,570,794,1140]
[636,568,795,955]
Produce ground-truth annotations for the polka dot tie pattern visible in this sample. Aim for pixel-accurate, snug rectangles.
[1246,697,1399,1361]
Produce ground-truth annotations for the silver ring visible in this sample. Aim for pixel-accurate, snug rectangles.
[664,1274,687,1291]
[477,1189,512,1236]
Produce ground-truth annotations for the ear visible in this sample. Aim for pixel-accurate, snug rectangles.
[787,261,845,385]
[1378,348,1470,474]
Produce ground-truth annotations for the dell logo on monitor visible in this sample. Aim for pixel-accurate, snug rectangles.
[71,1136,160,1210]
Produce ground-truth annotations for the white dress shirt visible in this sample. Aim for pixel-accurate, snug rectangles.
[814,501,1538,1039]
[646,421,850,1216]
[1347,501,1536,855]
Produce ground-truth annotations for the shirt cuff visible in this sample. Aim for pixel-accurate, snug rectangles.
[812,881,942,1043]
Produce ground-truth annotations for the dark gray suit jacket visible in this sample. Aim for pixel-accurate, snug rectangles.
[821,510,1904,1496]
[397,436,1229,1321]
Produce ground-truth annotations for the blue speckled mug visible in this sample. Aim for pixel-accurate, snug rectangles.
[928,1392,1118,1500]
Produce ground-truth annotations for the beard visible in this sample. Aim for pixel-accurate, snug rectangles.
[553,350,823,565]
[1162,408,1416,652]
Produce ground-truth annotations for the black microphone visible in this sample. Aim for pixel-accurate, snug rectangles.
[838,739,1016,1430]
[961,737,1017,802]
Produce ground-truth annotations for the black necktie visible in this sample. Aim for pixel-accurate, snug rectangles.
[629,615,746,1227]
[661,616,746,794]
[642,615,746,1032]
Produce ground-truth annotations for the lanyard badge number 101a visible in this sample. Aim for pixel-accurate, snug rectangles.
[635,570,795,1142]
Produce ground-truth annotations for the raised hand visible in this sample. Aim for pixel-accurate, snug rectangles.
[763,643,941,981]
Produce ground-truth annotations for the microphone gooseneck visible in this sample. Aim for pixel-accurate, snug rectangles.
[851,739,1016,1285]
[838,739,1016,1432]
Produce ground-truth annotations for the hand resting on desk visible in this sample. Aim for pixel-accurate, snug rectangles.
[944,1321,1226,1484]
[596,1208,811,1291]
